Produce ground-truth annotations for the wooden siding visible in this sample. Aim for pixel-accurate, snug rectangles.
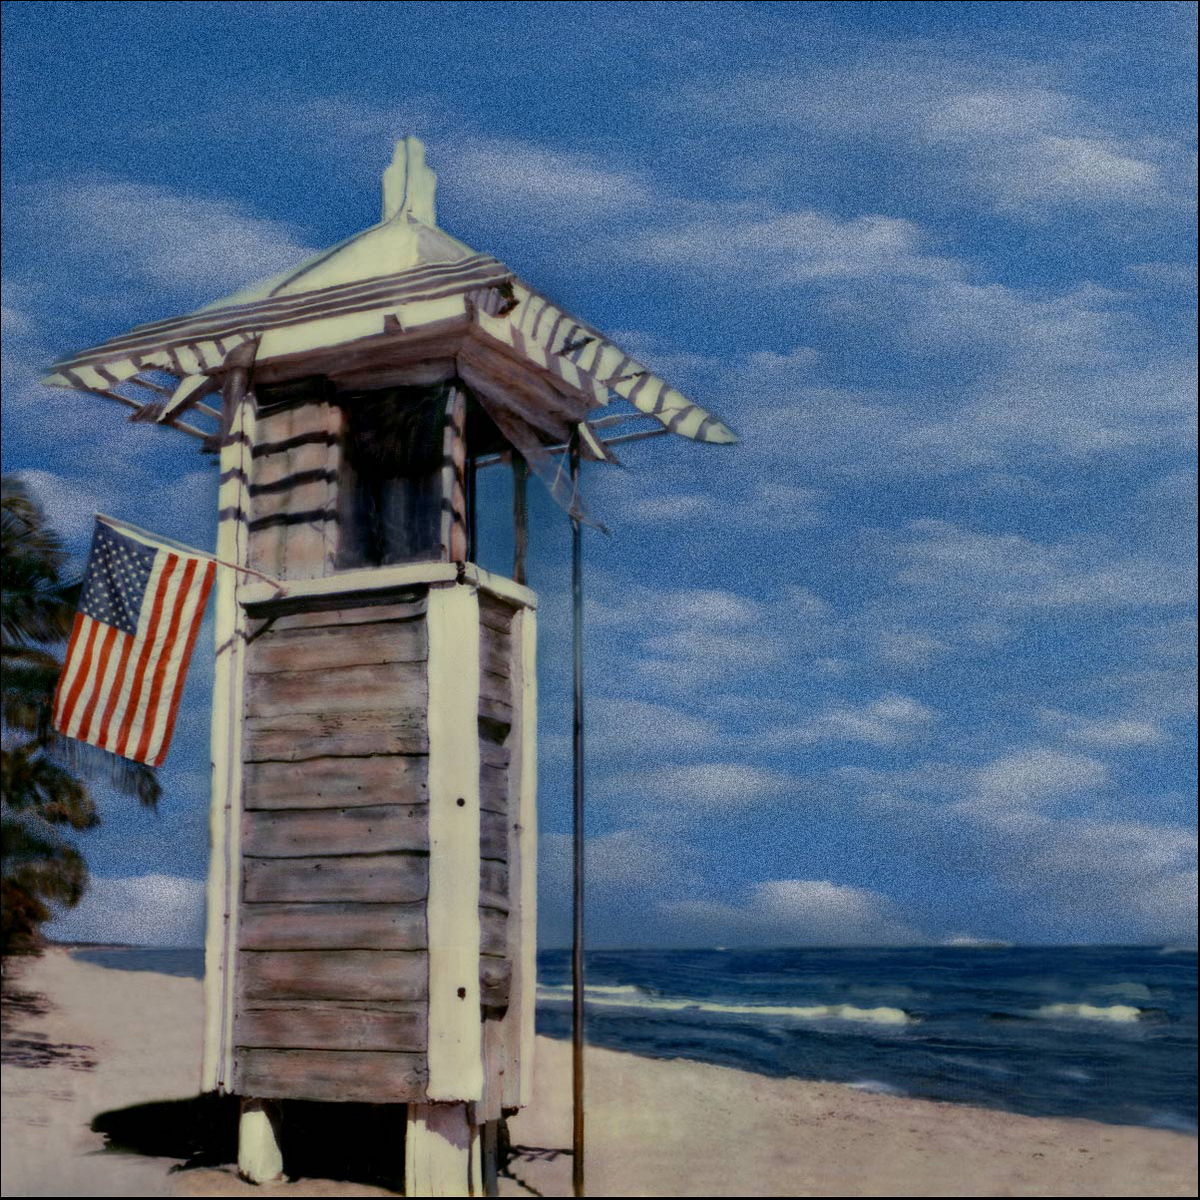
[247,396,342,583]
[478,591,517,1115]
[234,591,433,1103]
[229,576,530,1107]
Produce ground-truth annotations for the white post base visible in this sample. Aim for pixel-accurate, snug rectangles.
[238,1098,284,1184]
[406,1103,481,1198]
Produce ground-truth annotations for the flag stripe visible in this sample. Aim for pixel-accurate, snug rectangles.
[74,623,120,742]
[134,556,199,763]
[113,555,177,759]
[98,554,167,753]
[151,561,215,766]
[52,613,88,726]
[84,624,130,744]
[56,618,101,735]
[95,631,137,750]
[120,556,186,759]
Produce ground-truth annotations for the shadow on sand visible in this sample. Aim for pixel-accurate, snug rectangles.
[91,1095,409,1190]
[0,983,98,1071]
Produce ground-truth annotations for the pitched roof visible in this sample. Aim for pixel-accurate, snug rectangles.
[46,138,738,466]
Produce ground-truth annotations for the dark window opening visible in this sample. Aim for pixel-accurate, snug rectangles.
[336,383,450,567]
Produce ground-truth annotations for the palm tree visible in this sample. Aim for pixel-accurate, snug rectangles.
[1,475,160,964]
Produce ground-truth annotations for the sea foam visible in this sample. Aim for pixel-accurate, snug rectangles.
[1034,1003,1142,1023]
[536,985,914,1025]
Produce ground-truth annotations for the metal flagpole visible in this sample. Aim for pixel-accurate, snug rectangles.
[570,430,586,1198]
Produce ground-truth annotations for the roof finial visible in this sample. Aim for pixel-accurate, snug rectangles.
[383,136,437,225]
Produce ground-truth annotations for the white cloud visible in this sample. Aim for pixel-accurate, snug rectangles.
[981,811,1197,942]
[1038,708,1169,749]
[32,175,315,298]
[608,762,797,808]
[444,136,655,222]
[679,58,1189,216]
[968,749,1110,812]
[661,878,922,946]
[767,693,939,748]
[48,873,205,947]
[887,519,1196,611]
[588,697,721,758]
[625,203,957,284]
[585,578,836,695]
[18,466,215,562]
[542,828,700,897]
[15,469,108,546]
[873,627,950,669]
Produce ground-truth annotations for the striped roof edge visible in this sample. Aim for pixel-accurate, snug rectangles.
[45,190,737,446]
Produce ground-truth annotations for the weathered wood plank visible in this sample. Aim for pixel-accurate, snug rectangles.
[480,763,508,815]
[237,1000,427,1051]
[479,907,508,958]
[480,808,507,862]
[235,1048,427,1104]
[479,741,510,770]
[479,615,512,643]
[480,861,508,913]
[479,1014,507,1122]
[256,597,427,632]
[320,404,344,574]
[507,604,538,1108]
[253,407,297,446]
[478,697,513,729]
[480,955,512,1009]
[239,949,427,1001]
[245,661,427,717]
[239,902,427,950]
[244,710,428,761]
[242,806,428,859]
[244,755,428,809]
[479,593,515,632]
[479,670,511,705]
[246,621,427,674]
[248,409,292,581]
[479,638,511,679]
[243,853,428,904]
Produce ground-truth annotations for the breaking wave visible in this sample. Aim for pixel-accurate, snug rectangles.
[536,984,914,1025]
[1034,1003,1142,1023]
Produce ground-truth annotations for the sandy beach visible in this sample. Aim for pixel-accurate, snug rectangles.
[1,948,1194,1198]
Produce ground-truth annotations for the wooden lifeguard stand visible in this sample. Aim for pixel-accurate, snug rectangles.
[46,138,736,1195]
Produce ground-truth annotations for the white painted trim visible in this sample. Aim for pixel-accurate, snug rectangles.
[405,1103,480,1198]
[202,388,254,1093]
[237,560,536,612]
[468,564,538,611]
[512,607,539,1108]
[425,583,484,1102]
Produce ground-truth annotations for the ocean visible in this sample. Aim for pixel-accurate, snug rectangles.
[69,943,1197,1134]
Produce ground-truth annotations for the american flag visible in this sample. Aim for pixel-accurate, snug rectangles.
[52,518,216,767]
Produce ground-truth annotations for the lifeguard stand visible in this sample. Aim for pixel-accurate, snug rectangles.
[46,138,736,1196]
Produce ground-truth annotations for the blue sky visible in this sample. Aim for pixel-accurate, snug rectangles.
[3,0,1195,948]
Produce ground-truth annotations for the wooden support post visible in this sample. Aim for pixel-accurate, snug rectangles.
[512,454,527,586]
[441,386,468,562]
[238,1098,284,1184]
[570,433,586,1198]
[406,1103,482,1198]
[481,1119,500,1197]
[202,360,255,1093]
